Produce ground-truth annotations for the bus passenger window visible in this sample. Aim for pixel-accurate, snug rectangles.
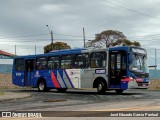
[36,57,47,70]
[15,59,24,71]
[48,56,60,69]
[91,60,97,68]
[90,52,106,68]
[61,55,75,69]
[75,54,89,68]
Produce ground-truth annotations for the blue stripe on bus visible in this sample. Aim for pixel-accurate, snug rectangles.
[57,70,67,88]
[64,69,74,88]
[62,70,72,88]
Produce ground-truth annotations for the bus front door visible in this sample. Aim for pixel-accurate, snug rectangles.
[109,52,126,88]
[25,59,34,86]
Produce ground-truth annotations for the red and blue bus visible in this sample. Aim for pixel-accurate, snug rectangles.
[127,47,149,88]
[12,46,149,94]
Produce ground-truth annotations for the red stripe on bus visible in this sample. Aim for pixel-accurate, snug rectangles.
[51,71,60,88]
[121,78,131,82]
[136,78,143,82]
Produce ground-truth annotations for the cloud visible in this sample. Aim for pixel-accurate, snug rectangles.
[0,0,160,67]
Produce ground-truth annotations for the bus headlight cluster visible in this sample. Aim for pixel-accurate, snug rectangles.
[130,77,134,81]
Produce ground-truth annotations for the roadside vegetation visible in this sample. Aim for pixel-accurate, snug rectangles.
[0,92,4,96]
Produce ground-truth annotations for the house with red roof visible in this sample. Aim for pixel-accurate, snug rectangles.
[0,50,14,59]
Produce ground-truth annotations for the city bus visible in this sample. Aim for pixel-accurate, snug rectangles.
[126,47,149,88]
[12,46,149,94]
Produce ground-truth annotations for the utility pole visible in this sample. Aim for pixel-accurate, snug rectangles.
[35,45,36,55]
[155,48,157,70]
[51,31,53,44]
[46,25,53,44]
[15,45,16,56]
[83,27,85,48]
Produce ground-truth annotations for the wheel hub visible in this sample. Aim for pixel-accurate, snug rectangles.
[39,82,44,91]
[98,84,102,91]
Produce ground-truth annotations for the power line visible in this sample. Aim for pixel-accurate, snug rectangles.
[0,32,94,40]
[1,33,160,46]
[2,32,160,42]
[131,39,160,42]
[128,34,160,39]
[143,43,160,46]
[0,33,49,39]
[0,38,92,43]
[103,0,160,20]
[53,32,94,39]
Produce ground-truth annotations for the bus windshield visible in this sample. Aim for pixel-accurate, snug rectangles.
[129,54,148,73]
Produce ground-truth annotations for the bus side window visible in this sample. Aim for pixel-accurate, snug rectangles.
[90,52,106,68]
[36,57,47,70]
[61,55,75,69]
[48,56,60,69]
[15,59,24,71]
[75,54,89,68]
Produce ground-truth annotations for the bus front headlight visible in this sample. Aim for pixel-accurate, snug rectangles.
[130,77,134,81]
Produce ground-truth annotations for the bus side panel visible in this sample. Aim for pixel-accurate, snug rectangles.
[49,69,80,89]
[33,70,55,88]
[31,70,40,87]
[121,81,128,89]
[31,69,89,89]
[12,70,25,86]
[58,69,73,88]
[81,69,94,88]
[63,69,78,88]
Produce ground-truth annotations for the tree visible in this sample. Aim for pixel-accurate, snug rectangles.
[44,42,71,53]
[87,30,140,48]
[93,30,126,48]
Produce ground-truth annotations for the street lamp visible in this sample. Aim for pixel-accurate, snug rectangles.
[46,25,53,44]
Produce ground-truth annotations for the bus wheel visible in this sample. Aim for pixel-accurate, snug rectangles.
[57,88,67,93]
[38,80,46,92]
[97,82,106,94]
[115,90,123,94]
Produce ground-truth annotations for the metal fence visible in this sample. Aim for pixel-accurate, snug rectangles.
[0,59,13,74]
[149,69,160,80]
[0,64,12,74]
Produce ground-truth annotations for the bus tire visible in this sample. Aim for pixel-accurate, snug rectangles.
[115,89,123,94]
[57,88,67,93]
[38,80,47,92]
[97,82,106,94]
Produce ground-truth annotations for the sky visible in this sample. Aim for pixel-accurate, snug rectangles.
[0,0,160,67]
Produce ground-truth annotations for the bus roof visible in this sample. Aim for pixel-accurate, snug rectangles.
[109,46,144,51]
[50,48,86,53]
[14,48,87,59]
[13,46,143,59]
[109,46,129,51]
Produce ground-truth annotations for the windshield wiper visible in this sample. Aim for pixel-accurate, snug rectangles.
[135,54,142,70]
[141,56,146,71]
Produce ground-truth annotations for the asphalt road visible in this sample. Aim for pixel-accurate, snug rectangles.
[0,88,160,118]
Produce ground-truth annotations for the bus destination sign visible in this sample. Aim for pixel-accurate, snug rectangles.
[132,48,146,54]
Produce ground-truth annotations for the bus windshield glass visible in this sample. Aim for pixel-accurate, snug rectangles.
[129,54,148,73]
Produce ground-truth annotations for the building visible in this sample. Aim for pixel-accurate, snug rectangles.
[0,50,14,59]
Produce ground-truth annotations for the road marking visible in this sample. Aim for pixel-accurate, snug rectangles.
[94,105,160,111]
